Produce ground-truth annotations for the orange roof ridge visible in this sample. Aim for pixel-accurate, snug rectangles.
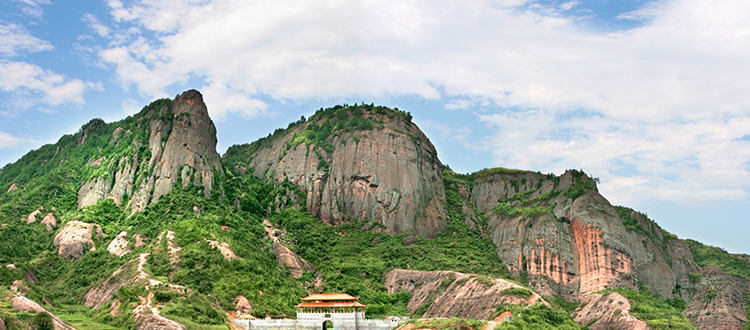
[301,293,359,301]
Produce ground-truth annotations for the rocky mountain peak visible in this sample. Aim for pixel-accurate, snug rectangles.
[223,104,446,238]
[77,89,223,213]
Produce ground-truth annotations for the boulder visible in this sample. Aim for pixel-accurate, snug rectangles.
[108,231,131,257]
[26,208,42,224]
[53,221,103,260]
[235,295,252,316]
[40,213,56,231]
[270,243,315,279]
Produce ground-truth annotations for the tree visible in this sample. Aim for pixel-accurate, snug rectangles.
[32,312,53,330]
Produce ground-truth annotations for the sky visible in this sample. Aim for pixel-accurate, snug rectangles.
[1,0,749,254]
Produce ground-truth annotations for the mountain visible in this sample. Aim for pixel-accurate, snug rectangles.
[222,105,445,238]
[0,90,747,330]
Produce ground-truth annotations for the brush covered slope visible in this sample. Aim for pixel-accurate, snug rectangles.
[0,90,745,330]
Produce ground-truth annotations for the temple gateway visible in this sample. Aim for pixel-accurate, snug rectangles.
[233,293,405,330]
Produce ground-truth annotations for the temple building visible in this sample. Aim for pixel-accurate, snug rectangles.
[233,293,404,330]
[296,293,366,314]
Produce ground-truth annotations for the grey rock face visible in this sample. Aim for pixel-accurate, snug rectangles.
[76,90,223,214]
[683,266,749,330]
[78,177,111,209]
[246,112,446,238]
[150,90,222,203]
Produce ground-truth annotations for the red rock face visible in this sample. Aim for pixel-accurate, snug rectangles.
[570,219,634,295]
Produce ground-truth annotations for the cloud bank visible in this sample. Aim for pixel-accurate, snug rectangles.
[96,0,750,207]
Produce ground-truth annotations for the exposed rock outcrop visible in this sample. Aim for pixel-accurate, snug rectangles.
[108,155,136,206]
[78,176,112,209]
[270,243,315,279]
[206,240,237,260]
[25,207,42,224]
[683,266,748,330]
[76,90,222,214]
[235,295,253,316]
[384,269,546,319]
[573,292,648,330]
[108,231,132,257]
[149,90,222,203]
[231,108,446,238]
[133,307,186,330]
[53,220,103,260]
[11,295,75,330]
[84,255,147,308]
[77,119,105,146]
[40,213,56,231]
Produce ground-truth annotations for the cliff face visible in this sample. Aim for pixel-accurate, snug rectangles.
[75,90,222,213]
[471,171,638,299]
[226,107,446,238]
[383,269,546,319]
[453,168,746,328]
[462,169,706,301]
[683,266,749,330]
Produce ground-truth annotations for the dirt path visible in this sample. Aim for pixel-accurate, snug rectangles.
[483,321,498,330]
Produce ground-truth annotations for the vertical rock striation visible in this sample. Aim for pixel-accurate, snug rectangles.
[230,107,446,238]
[75,90,223,213]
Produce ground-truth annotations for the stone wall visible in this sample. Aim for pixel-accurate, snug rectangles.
[233,312,401,330]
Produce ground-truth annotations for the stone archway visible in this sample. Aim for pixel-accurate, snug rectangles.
[322,320,334,330]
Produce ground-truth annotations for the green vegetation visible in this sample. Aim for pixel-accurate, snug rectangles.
[501,287,532,299]
[412,317,484,330]
[548,296,581,313]
[562,180,597,200]
[277,206,510,316]
[492,202,556,220]
[468,168,533,182]
[494,304,583,330]
[601,287,695,330]
[686,240,750,280]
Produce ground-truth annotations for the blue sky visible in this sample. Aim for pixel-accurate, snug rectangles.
[1,0,749,254]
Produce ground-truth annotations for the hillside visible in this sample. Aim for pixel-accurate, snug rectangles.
[0,90,746,330]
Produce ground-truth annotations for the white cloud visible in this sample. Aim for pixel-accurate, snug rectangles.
[0,60,88,109]
[82,13,112,37]
[0,131,37,149]
[201,81,269,120]
[12,0,51,19]
[95,0,750,206]
[0,23,53,57]
[617,1,665,20]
